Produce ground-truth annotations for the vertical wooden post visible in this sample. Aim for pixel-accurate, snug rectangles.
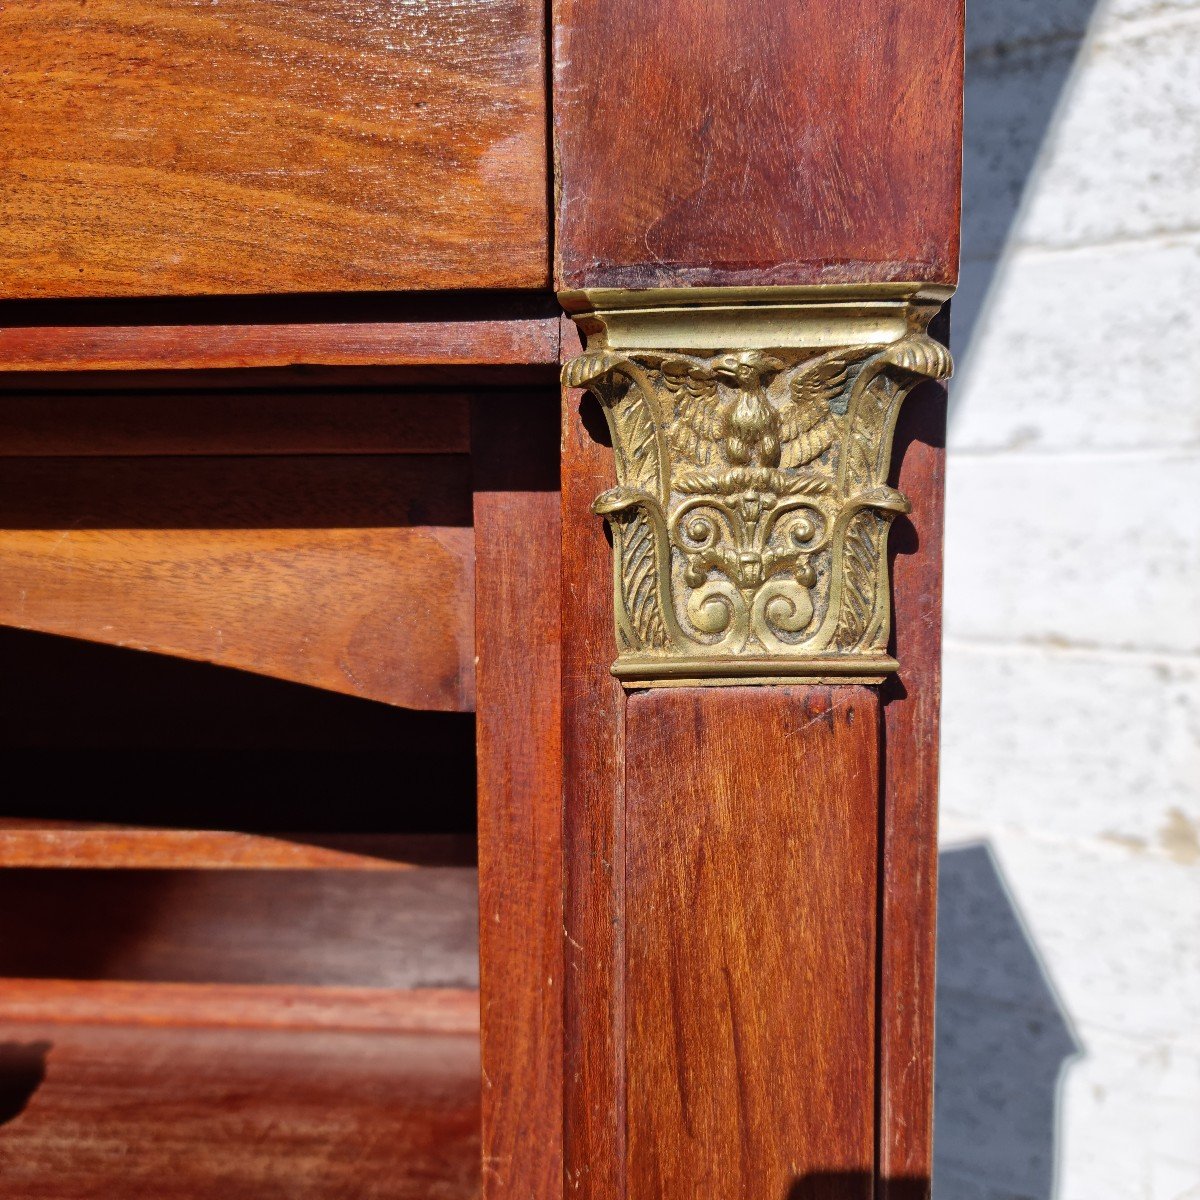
[473,394,564,1200]
[554,1,963,1196]
[878,322,951,1200]
[623,685,879,1197]
[560,315,630,1200]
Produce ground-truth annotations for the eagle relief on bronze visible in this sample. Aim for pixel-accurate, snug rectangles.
[563,308,951,685]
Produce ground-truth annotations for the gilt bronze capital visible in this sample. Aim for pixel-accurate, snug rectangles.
[561,285,953,687]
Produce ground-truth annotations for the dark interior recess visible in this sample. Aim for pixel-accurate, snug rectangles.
[0,629,483,989]
[0,627,477,835]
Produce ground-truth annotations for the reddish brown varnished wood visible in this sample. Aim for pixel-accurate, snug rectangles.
[0,455,474,711]
[0,0,965,1188]
[0,391,469,457]
[877,318,949,1200]
[0,0,548,298]
[472,395,563,1200]
[624,687,878,1199]
[0,867,479,988]
[553,0,963,289]
[0,1020,481,1199]
[560,315,628,1200]
[0,823,475,870]
[0,311,561,377]
[0,980,480,1034]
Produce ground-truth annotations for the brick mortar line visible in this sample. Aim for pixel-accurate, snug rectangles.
[961,229,1200,264]
[966,3,1200,63]
[941,636,1200,666]
[945,448,1200,462]
[940,820,1200,874]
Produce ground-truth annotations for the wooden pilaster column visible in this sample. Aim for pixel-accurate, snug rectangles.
[554,2,964,1197]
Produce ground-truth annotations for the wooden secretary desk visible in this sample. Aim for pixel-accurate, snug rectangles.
[0,2,963,1198]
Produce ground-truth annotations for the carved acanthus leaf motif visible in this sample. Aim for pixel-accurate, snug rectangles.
[564,303,953,685]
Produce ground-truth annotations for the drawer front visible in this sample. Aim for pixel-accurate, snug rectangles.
[0,0,548,298]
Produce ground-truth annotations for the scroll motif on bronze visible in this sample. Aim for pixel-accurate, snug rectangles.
[562,287,952,685]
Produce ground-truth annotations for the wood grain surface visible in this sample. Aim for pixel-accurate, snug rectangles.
[0,0,548,298]
[0,823,475,871]
[877,315,949,1200]
[0,981,480,1034]
[553,0,963,288]
[0,867,480,989]
[624,687,878,1199]
[0,1020,481,1199]
[0,455,475,710]
[559,316,629,1200]
[0,306,562,380]
[472,395,563,1200]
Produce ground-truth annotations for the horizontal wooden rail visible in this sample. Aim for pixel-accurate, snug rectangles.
[0,865,480,988]
[0,824,477,870]
[0,979,480,1033]
[0,318,561,374]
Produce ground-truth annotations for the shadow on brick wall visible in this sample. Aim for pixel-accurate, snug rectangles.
[934,842,1082,1199]
[953,0,1102,367]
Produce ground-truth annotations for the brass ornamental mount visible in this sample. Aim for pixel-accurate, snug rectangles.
[561,285,953,687]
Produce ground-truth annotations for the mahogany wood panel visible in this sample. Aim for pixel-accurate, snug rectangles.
[624,687,878,1199]
[0,981,480,1035]
[0,824,475,871]
[0,0,548,298]
[0,455,474,710]
[0,867,479,988]
[553,0,964,288]
[559,316,629,1200]
[0,1020,481,1199]
[877,317,949,1200]
[0,300,562,379]
[472,395,562,1200]
[0,391,469,457]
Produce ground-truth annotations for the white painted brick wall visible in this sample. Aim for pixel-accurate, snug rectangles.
[937,0,1200,1196]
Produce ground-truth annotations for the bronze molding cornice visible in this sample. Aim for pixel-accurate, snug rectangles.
[561,284,953,687]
